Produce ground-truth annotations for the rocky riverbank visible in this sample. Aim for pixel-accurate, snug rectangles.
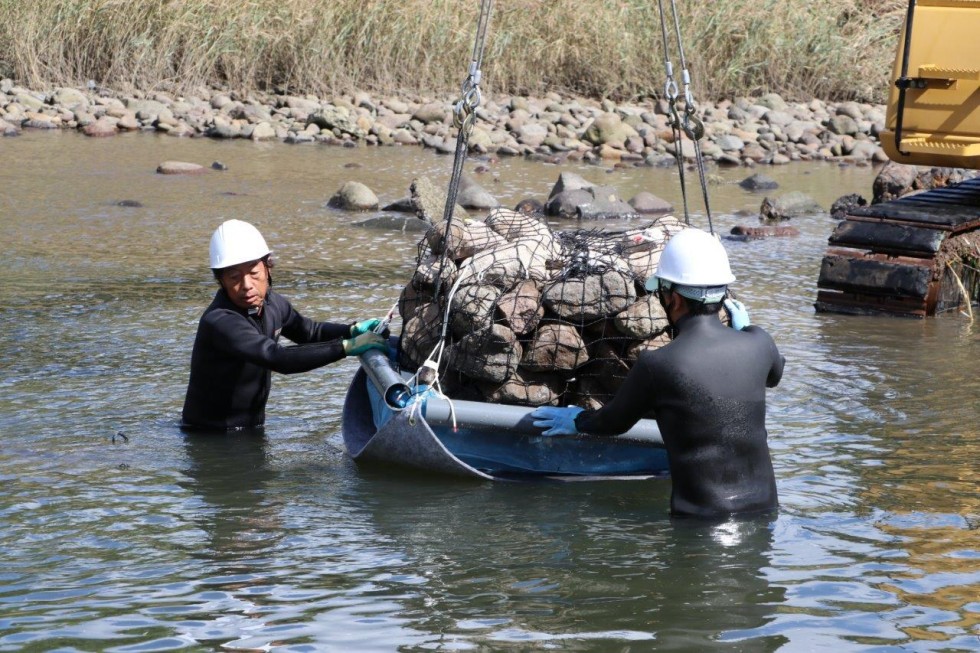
[0,80,891,168]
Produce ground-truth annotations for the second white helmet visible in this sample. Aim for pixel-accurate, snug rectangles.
[645,228,735,299]
[209,219,271,270]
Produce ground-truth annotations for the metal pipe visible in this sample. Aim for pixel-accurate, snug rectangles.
[422,397,664,446]
[358,349,411,410]
[359,349,664,445]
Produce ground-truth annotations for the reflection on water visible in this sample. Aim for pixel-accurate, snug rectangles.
[354,474,785,650]
[0,131,978,651]
[180,432,284,559]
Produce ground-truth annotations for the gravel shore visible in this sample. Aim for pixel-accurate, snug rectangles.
[0,80,890,169]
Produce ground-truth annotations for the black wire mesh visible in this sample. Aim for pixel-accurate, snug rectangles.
[398,208,687,408]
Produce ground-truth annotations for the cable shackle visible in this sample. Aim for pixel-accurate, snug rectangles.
[667,1,704,143]
[654,0,714,234]
[434,0,494,301]
[663,59,678,99]
[663,63,685,136]
[454,58,485,129]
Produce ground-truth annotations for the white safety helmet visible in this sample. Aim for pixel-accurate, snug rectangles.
[645,228,735,303]
[208,219,271,270]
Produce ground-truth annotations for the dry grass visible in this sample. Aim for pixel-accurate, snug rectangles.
[0,0,907,101]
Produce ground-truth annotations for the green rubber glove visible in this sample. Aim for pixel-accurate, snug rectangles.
[350,318,382,337]
[342,332,388,357]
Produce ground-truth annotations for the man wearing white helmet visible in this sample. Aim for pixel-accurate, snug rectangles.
[532,228,785,519]
[182,219,389,431]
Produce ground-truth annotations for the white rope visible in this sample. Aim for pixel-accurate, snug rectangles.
[398,262,476,431]
[372,300,399,334]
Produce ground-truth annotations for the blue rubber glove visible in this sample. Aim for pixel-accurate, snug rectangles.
[723,298,751,330]
[342,332,389,356]
[531,406,584,437]
[350,318,382,337]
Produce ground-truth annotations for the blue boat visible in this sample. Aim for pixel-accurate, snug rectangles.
[341,350,669,481]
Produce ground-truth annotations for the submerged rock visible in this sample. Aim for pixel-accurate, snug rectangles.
[411,176,467,224]
[328,181,379,211]
[351,215,429,232]
[729,225,801,240]
[628,191,673,214]
[546,188,594,217]
[156,161,205,175]
[514,198,545,216]
[575,195,638,220]
[457,173,500,210]
[546,177,635,220]
[830,193,867,220]
[739,173,779,191]
[871,161,979,204]
[0,118,20,136]
[382,197,415,213]
[759,191,823,221]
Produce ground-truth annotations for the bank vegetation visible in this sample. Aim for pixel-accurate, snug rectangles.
[0,0,906,102]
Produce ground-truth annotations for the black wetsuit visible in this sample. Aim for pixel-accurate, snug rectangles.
[182,288,352,431]
[576,313,785,518]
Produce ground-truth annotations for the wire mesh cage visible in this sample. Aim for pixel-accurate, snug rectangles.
[397,208,688,409]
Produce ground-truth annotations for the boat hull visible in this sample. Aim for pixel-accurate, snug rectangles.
[342,361,670,480]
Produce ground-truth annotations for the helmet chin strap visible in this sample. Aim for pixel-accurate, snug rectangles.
[658,288,680,338]
[262,255,273,287]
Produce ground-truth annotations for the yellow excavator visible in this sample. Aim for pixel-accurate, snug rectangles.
[815,0,980,317]
[881,0,980,168]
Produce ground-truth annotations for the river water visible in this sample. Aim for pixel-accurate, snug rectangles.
[1,131,977,652]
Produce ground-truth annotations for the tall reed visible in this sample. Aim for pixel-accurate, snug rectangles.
[0,0,906,101]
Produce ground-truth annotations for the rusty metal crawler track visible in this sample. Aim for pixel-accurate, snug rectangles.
[815,177,980,317]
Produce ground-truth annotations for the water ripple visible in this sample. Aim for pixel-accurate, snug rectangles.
[1,134,977,650]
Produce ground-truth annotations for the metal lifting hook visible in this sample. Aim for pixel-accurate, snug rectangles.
[680,67,704,141]
[655,0,714,234]
[683,107,705,141]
